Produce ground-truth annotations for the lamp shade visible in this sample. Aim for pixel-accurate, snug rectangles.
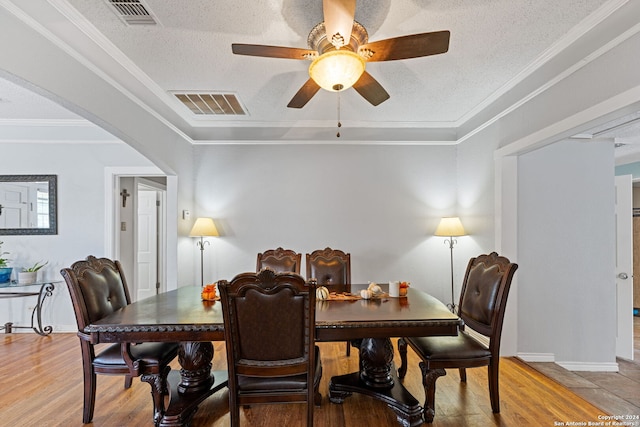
[309,50,365,92]
[189,217,219,237]
[434,217,466,237]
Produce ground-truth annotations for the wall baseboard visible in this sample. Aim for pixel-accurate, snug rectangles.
[517,353,620,372]
[517,352,555,362]
[1,324,77,334]
[556,361,619,372]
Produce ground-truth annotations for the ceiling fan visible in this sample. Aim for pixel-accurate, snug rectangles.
[231,0,450,109]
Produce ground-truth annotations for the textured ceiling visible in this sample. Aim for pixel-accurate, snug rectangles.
[66,0,606,123]
[1,0,638,148]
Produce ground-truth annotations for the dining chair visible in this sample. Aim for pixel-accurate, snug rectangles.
[306,247,352,356]
[256,247,301,273]
[397,252,518,423]
[61,256,179,425]
[218,268,322,427]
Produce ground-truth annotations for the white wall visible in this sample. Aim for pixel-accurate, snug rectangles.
[118,176,135,281]
[518,139,616,365]
[0,4,196,296]
[456,124,520,356]
[0,142,157,332]
[191,144,465,302]
[456,3,640,368]
[0,0,637,370]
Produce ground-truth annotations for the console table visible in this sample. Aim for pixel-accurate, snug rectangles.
[0,280,60,335]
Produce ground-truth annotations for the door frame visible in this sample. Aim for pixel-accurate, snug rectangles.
[104,167,178,293]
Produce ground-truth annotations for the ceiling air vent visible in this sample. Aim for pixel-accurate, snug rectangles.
[173,93,247,116]
[106,0,157,25]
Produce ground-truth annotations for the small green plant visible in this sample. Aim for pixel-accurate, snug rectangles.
[23,261,48,272]
[0,241,9,268]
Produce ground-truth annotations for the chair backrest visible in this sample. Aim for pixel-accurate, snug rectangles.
[306,247,351,293]
[256,247,301,274]
[61,256,131,331]
[457,252,518,351]
[218,268,316,380]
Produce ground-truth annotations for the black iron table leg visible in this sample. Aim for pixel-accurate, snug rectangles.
[0,281,55,335]
[31,282,54,335]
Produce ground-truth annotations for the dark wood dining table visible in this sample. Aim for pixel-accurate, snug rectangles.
[85,285,461,427]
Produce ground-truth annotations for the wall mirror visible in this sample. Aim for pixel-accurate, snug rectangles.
[0,175,57,235]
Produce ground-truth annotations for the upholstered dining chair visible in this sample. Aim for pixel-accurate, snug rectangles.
[397,252,518,423]
[256,247,301,273]
[306,247,352,356]
[61,256,178,425]
[218,268,322,427]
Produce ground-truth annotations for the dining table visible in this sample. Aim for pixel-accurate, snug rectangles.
[84,284,461,427]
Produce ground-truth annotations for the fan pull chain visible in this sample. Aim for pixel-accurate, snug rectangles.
[336,90,342,138]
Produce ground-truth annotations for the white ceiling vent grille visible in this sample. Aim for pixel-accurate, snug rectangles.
[106,0,157,25]
[174,93,247,116]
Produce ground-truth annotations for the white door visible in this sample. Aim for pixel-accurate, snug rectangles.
[136,189,158,301]
[615,174,634,360]
[0,183,29,228]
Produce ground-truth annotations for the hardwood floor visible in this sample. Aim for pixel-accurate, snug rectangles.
[0,333,612,426]
[527,316,640,418]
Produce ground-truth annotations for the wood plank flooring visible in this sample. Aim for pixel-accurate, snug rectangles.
[0,333,611,426]
[527,316,640,418]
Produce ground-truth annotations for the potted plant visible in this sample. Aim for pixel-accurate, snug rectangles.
[0,241,11,283]
[18,261,48,284]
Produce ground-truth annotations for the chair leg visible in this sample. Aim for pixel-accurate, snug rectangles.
[346,341,350,356]
[314,362,323,406]
[82,358,97,423]
[229,395,240,427]
[488,358,500,413]
[419,362,446,424]
[141,366,171,426]
[397,337,408,379]
[124,374,133,389]
[459,367,467,382]
[307,401,314,427]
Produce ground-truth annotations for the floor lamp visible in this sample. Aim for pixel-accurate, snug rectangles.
[189,217,219,287]
[434,217,466,313]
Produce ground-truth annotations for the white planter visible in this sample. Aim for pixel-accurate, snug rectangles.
[18,271,37,284]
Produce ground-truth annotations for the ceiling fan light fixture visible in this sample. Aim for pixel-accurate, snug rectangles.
[309,50,365,92]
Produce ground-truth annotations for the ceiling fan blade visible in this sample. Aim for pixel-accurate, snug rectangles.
[323,0,356,48]
[352,71,389,106]
[359,31,450,62]
[232,44,316,60]
[287,79,321,108]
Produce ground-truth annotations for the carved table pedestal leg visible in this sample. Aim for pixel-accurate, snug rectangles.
[159,341,228,427]
[329,337,424,427]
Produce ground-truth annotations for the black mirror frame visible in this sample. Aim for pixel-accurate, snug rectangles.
[0,175,57,235]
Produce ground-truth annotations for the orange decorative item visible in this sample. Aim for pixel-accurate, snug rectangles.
[399,281,410,297]
[201,283,218,301]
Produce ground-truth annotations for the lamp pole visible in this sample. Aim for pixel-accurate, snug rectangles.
[196,236,210,288]
[444,237,457,312]
[189,217,219,288]
[434,217,466,314]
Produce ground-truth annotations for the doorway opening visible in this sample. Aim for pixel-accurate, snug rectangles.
[115,175,167,302]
